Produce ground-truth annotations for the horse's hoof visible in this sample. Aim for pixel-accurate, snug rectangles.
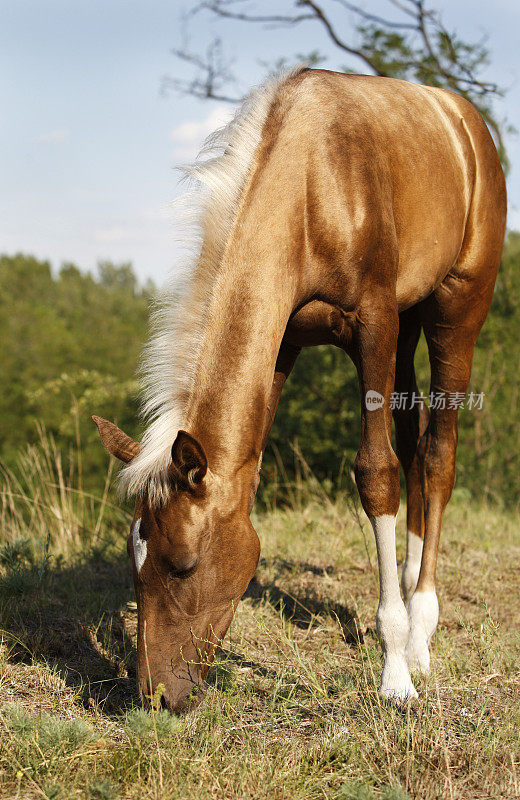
[379,659,418,702]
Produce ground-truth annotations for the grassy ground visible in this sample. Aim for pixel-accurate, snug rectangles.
[0,438,519,799]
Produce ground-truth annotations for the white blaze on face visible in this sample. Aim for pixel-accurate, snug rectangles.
[132,518,147,574]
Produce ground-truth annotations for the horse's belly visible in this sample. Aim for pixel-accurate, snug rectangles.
[393,167,470,310]
[395,232,466,311]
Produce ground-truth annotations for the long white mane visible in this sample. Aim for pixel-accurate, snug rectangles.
[119,68,302,504]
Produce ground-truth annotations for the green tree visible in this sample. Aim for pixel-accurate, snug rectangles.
[0,254,152,486]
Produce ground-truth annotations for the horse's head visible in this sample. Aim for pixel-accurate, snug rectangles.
[92,416,260,713]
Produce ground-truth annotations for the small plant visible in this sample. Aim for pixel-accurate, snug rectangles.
[4,702,34,737]
[38,715,93,752]
[0,538,33,572]
[125,707,182,739]
[457,601,501,672]
[336,784,411,800]
[206,659,236,692]
[42,783,63,800]
[37,530,52,583]
[336,783,374,800]
[87,779,120,800]
[381,786,412,800]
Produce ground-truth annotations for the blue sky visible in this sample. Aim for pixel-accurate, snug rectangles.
[2,0,519,286]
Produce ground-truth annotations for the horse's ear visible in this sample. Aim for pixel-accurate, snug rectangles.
[92,416,141,464]
[170,431,207,487]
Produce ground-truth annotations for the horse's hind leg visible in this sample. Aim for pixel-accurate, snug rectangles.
[407,264,500,673]
[393,307,430,603]
[353,292,417,700]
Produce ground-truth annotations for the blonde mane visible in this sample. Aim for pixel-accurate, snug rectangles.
[119,68,303,504]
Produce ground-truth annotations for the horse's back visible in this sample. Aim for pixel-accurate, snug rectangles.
[270,70,506,309]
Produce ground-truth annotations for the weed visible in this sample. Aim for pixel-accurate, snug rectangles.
[381,785,412,800]
[87,779,120,800]
[0,538,33,571]
[4,702,33,736]
[42,783,64,800]
[38,714,94,752]
[125,707,183,739]
[336,784,374,799]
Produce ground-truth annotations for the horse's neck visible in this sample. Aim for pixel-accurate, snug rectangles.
[184,251,294,477]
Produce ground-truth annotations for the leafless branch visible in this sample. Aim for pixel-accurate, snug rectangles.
[298,0,389,75]
[331,0,418,30]
[196,0,314,26]
[161,38,242,103]
[164,0,507,162]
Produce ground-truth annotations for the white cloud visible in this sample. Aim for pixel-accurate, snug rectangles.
[37,129,69,144]
[171,105,234,163]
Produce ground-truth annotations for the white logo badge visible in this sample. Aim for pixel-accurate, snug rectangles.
[365,390,385,410]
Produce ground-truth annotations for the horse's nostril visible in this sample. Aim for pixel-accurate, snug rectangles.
[159,694,168,710]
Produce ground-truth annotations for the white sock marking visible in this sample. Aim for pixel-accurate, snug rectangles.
[132,518,147,574]
[370,515,417,701]
[406,589,439,674]
[402,530,423,603]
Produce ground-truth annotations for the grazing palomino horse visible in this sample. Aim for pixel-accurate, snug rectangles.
[93,68,506,712]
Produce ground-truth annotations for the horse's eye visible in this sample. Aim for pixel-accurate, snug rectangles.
[170,556,199,579]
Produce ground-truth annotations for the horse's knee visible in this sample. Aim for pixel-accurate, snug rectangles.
[423,427,457,501]
[354,445,400,517]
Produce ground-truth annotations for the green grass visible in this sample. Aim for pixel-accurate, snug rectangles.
[0,436,519,799]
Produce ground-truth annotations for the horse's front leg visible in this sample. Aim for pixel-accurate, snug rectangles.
[353,295,417,701]
[248,341,300,512]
